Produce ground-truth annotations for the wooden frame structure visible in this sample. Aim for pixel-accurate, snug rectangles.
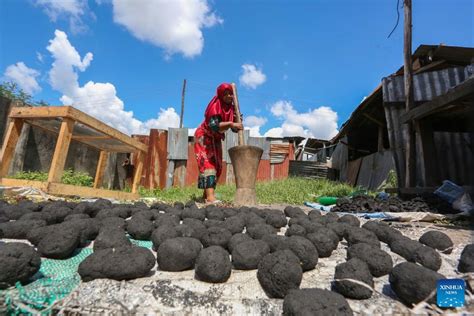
[0,106,147,200]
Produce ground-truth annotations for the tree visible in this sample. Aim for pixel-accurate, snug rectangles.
[0,81,49,106]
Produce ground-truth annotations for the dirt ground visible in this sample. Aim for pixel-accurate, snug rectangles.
[45,203,474,316]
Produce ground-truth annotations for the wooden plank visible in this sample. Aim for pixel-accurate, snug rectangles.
[415,120,438,186]
[48,118,75,183]
[173,160,187,187]
[0,178,48,191]
[377,125,384,152]
[131,151,144,193]
[48,182,139,200]
[66,107,148,152]
[363,113,384,127]
[0,119,24,177]
[166,160,175,188]
[73,136,112,141]
[400,77,474,123]
[8,106,70,119]
[94,151,109,188]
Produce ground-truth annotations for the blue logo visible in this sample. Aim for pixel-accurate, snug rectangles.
[437,279,465,308]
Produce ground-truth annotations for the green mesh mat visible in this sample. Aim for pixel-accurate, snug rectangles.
[1,238,153,315]
[1,247,93,315]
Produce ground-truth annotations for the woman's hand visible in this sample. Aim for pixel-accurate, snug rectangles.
[231,122,243,130]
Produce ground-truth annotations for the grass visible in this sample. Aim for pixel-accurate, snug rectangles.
[10,169,94,187]
[139,177,356,205]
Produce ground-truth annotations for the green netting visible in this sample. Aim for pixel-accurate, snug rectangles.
[1,237,152,315]
[1,247,92,315]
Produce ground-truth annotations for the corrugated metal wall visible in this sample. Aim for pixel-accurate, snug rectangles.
[383,66,472,103]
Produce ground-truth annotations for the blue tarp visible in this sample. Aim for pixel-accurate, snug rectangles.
[304,202,394,219]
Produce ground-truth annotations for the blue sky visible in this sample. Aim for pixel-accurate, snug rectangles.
[1,0,472,139]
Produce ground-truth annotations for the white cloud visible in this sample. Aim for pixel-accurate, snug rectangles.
[46,29,179,135]
[111,0,222,58]
[244,115,267,137]
[264,100,339,140]
[239,64,266,89]
[36,0,89,33]
[36,52,44,63]
[3,62,42,95]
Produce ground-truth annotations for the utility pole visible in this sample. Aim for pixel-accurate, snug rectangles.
[404,0,416,188]
[179,79,187,128]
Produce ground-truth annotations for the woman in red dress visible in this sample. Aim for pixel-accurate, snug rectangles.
[194,83,243,203]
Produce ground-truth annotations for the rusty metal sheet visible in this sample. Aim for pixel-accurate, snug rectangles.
[167,128,188,160]
[248,137,270,160]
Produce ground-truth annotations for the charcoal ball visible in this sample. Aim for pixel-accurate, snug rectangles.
[257,250,303,298]
[228,233,253,253]
[232,240,270,270]
[185,200,197,209]
[284,206,306,218]
[247,224,277,240]
[174,202,185,210]
[72,202,91,215]
[154,214,180,228]
[245,212,266,227]
[163,207,183,219]
[17,200,42,212]
[419,231,454,254]
[262,234,290,252]
[0,242,41,289]
[288,216,309,226]
[326,222,350,241]
[337,214,360,227]
[64,213,90,221]
[100,217,126,230]
[67,219,100,243]
[93,228,132,252]
[203,219,224,228]
[285,224,306,237]
[389,237,423,262]
[42,206,72,224]
[195,246,231,283]
[308,209,321,219]
[362,221,402,245]
[176,224,201,240]
[306,228,339,257]
[79,246,155,282]
[266,212,287,228]
[223,208,237,218]
[132,210,155,221]
[389,262,444,306]
[344,227,380,248]
[283,288,353,316]
[37,225,81,259]
[18,212,46,221]
[182,207,206,221]
[2,204,30,220]
[414,245,442,271]
[291,218,323,234]
[156,237,202,271]
[458,244,474,272]
[181,218,207,240]
[151,226,180,250]
[201,227,232,249]
[127,218,154,240]
[287,236,318,271]
[0,220,47,239]
[324,212,340,224]
[333,258,373,299]
[347,243,393,277]
[222,216,245,234]
[95,208,126,219]
[206,209,225,221]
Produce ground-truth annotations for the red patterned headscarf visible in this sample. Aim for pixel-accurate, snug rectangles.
[202,83,234,138]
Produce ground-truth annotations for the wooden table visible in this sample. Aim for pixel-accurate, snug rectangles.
[0,106,148,200]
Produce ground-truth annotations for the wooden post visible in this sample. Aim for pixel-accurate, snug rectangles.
[48,118,75,183]
[404,0,416,188]
[378,125,384,152]
[0,118,24,177]
[231,83,245,146]
[131,151,144,193]
[94,151,109,188]
[180,79,187,128]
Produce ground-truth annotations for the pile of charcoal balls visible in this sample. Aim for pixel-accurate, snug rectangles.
[1,198,472,314]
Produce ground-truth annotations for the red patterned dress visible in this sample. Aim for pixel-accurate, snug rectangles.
[194,83,234,189]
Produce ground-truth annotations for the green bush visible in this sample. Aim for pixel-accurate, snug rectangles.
[11,169,93,187]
